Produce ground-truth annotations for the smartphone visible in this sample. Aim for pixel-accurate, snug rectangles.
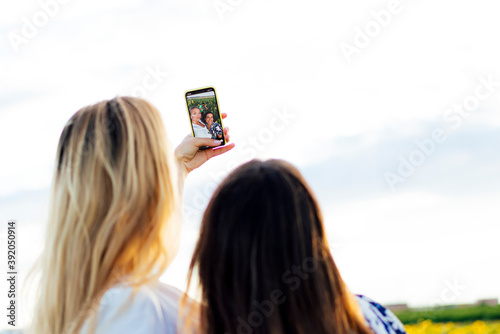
[185,86,226,150]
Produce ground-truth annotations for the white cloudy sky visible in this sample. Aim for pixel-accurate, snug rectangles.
[1,0,500,328]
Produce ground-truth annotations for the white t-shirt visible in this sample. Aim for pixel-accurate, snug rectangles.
[192,122,212,138]
[79,281,197,334]
[0,282,197,334]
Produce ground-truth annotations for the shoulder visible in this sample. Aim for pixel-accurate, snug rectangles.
[80,282,193,334]
[354,295,407,334]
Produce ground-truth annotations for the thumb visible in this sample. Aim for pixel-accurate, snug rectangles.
[192,137,223,148]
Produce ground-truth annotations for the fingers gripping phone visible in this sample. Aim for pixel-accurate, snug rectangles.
[185,86,226,150]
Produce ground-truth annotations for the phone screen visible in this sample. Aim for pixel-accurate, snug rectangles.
[185,87,225,149]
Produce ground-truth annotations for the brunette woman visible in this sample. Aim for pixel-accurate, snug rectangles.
[187,159,406,334]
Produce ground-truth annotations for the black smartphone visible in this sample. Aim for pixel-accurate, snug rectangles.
[185,86,226,150]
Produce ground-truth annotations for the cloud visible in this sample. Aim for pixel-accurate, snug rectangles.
[302,120,500,203]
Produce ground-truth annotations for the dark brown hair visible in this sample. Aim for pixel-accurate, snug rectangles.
[187,159,372,334]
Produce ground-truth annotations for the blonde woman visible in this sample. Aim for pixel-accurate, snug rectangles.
[22,97,233,334]
[189,107,212,139]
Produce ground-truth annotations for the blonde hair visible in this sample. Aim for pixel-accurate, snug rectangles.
[26,96,179,334]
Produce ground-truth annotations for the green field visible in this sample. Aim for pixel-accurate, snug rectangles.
[395,305,500,324]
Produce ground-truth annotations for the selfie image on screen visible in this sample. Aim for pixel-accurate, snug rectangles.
[186,89,224,141]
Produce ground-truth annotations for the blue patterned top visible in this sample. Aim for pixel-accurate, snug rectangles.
[208,121,223,139]
[356,295,407,334]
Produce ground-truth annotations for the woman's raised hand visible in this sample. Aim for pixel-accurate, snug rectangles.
[175,113,234,175]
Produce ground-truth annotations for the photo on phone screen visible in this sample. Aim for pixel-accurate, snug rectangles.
[185,87,225,149]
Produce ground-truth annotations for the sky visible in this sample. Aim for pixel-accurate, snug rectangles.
[1,0,500,329]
